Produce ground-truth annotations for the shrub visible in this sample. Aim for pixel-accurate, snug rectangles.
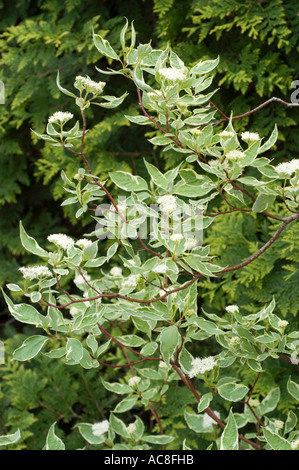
[1,21,298,451]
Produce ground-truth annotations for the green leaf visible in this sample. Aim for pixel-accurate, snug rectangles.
[65,338,83,363]
[56,71,76,98]
[144,159,168,190]
[0,429,21,447]
[93,33,120,61]
[13,335,48,361]
[285,410,297,434]
[44,423,65,450]
[197,393,213,413]
[96,92,128,108]
[125,114,152,125]
[2,290,47,326]
[252,193,276,213]
[287,377,299,401]
[159,324,181,365]
[148,136,171,146]
[120,17,129,50]
[190,57,219,75]
[109,171,148,192]
[115,335,147,347]
[258,125,278,154]
[220,409,239,450]
[184,411,216,433]
[263,427,291,450]
[110,414,130,438]
[75,423,105,445]
[259,387,280,415]
[141,435,175,445]
[20,221,48,258]
[218,383,249,402]
[113,396,138,413]
[192,317,224,336]
[102,380,133,395]
[241,140,261,166]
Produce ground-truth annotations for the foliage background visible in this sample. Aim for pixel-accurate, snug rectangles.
[0,0,298,449]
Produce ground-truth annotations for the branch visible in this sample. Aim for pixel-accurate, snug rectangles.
[213,96,299,127]
[220,213,299,274]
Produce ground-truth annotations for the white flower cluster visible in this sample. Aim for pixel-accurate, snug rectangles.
[278,319,288,328]
[275,159,299,176]
[184,237,198,250]
[219,130,235,138]
[241,131,260,142]
[74,75,106,95]
[189,356,217,378]
[170,233,184,243]
[76,239,93,249]
[121,274,140,289]
[228,336,240,347]
[147,90,163,100]
[273,419,284,431]
[159,67,186,82]
[225,305,239,314]
[110,266,123,277]
[157,194,177,214]
[19,265,52,281]
[48,111,74,124]
[47,233,75,250]
[225,150,246,161]
[91,420,109,437]
[191,128,202,136]
[153,263,168,274]
[128,376,141,388]
[127,423,137,434]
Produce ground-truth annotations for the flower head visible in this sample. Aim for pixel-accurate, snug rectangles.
[157,194,177,214]
[228,336,240,347]
[273,420,284,431]
[128,376,141,388]
[219,130,235,138]
[127,423,137,435]
[47,233,75,250]
[110,267,123,277]
[170,233,184,243]
[278,319,288,329]
[184,237,198,250]
[241,131,260,142]
[19,266,52,281]
[48,111,74,125]
[189,356,217,378]
[147,90,163,100]
[159,67,186,82]
[225,150,246,161]
[153,264,168,274]
[74,76,105,95]
[76,239,93,249]
[121,274,140,289]
[91,420,109,437]
[191,128,202,136]
[225,305,239,314]
[275,159,299,177]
